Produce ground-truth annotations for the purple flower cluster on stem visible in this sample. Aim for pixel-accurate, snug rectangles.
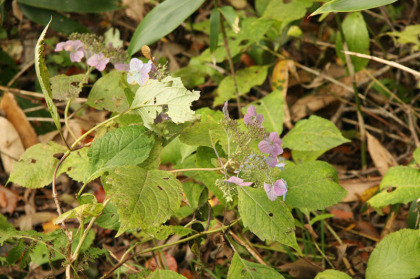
[264,179,287,201]
[258,132,283,168]
[244,106,264,127]
[55,40,85,62]
[222,176,253,187]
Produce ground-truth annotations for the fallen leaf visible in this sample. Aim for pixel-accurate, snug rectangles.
[366,132,398,176]
[356,221,380,240]
[279,258,323,279]
[0,185,19,214]
[340,177,381,202]
[123,0,145,22]
[42,218,61,233]
[145,253,178,272]
[0,117,25,174]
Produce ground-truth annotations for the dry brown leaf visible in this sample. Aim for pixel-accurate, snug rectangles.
[279,258,323,279]
[340,177,382,202]
[123,0,145,22]
[0,93,39,149]
[356,221,380,240]
[366,132,398,176]
[15,212,58,231]
[146,253,178,272]
[0,117,24,173]
[0,185,19,214]
[12,0,23,21]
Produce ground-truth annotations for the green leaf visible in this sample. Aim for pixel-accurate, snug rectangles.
[214,65,269,106]
[87,70,134,113]
[414,146,420,164]
[196,147,226,204]
[144,225,193,240]
[183,181,208,208]
[237,17,274,44]
[94,201,121,230]
[7,239,25,265]
[8,142,67,189]
[237,187,298,250]
[54,202,104,224]
[280,161,347,210]
[243,89,284,135]
[58,147,90,183]
[336,12,370,72]
[311,0,398,15]
[161,136,197,165]
[19,4,89,35]
[50,74,85,101]
[315,269,352,279]
[309,214,334,226]
[262,0,313,23]
[292,149,327,163]
[368,166,420,209]
[34,18,62,131]
[103,166,183,236]
[179,108,225,147]
[17,0,120,13]
[87,126,154,181]
[209,8,220,53]
[147,269,186,279]
[366,229,420,279]
[128,0,205,56]
[228,253,285,278]
[283,115,350,152]
[388,25,420,51]
[220,6,239,32]
[130,76,200,129]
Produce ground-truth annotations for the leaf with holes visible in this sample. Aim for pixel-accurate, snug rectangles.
[103,166,183,236]
[87,126,154,181]
[237,187,298,250]
[228,253,285,278]
[50,74,85,101]
[280,161,347,210]
[7,142,67,189]
[59,147,90,183]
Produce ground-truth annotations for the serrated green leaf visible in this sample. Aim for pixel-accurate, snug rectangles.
[336,12,370,72]
[0,214,14,231]
[214,65,269,106]
[144,225,193,240]
[243,89,284,134]
[128,0,205,56]
[283,115,350,152]
[180,108,225,147]
[262,0,313,23]
[50,74,85,101]
[59,147,90,183]
[237,17,274,44]
[103,166,183,236]
[87,126,154,181]
[87,70,133,113]
[311,0,397,15]
[368,166,420,209]
[138,138,163,170]
[196,147,226,204]
[19,4,89,34]
[228,253,285,278]
[130,76,200,129]
[292,149,327,163]
[366,229,420,279]
[147,269,186,279]
[17,0,120,13]
[315,269,352,279]
[388,25,420,51]
[8,142,67,189]
[34,18,61,131]
[280,161,347,210]
[7,239,25,265]
[237,187,298,250]
[94,201,120,230]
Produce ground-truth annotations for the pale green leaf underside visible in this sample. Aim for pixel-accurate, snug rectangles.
[50,74,85,101]
[280,161,347,210]
[228,253,285,279]
[8,142,67,189]
[311,0,398,15]
[147,269,187,279]
[315,269,352,279]
[87,125,154,181]
[243,89,284,135]
[131,76,200,129]
[214,65,269,106]
[283,115,350,151]
[104,166,183,236]
[366,229,420,279]
[238,187,298,250]
[368,166,420,208]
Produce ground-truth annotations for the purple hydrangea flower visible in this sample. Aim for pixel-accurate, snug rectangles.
[264,179,287,201]
[223,176,253,187]
[127,58,152,86]
[55,40,85,62]
[258,132,283,157]
[244,106,264,127]
[114,62,130,72]
[265,155,277,168]
[87,52,110,71]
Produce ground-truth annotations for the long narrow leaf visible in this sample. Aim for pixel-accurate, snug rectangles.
[311,0,398,16]
[17,0,119,13]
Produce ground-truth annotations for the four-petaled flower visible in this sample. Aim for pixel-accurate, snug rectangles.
[127,58,152,86]
[258,132,283,157]
[244,106,264,127]
[264,179,287,201]
[55,40,85,62]
[223,176,253,187]
[87,52,110,71]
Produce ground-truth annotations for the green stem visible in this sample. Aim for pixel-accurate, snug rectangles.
[64,99,78,142]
